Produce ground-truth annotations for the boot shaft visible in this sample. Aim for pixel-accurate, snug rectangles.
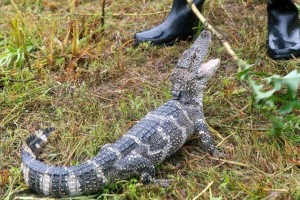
[268,0,300,34]
[171,0,205,12]
[267,0,300,59]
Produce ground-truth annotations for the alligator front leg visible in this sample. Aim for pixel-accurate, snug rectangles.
[195,119,218,156]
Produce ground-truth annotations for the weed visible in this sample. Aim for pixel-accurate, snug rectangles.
[238,61,300,143]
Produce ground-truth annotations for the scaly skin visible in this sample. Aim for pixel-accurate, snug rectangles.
[21,30,220,197]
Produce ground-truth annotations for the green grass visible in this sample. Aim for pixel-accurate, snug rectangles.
[1,0,300,199]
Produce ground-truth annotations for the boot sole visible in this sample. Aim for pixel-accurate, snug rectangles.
[133,34,194,47]
[268,51,300,60]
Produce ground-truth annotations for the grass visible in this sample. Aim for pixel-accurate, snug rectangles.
[0,0,300,199]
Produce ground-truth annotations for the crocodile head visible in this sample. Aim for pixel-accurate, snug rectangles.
[170,30,220,105]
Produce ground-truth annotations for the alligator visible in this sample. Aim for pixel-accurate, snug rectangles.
[21,30,221,197]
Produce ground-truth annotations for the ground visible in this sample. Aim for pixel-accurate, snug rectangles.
[0,0,300,199]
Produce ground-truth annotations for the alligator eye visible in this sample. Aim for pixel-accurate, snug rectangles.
[172,90,182,100]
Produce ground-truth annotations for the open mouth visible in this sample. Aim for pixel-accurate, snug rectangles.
[198,58,220,75]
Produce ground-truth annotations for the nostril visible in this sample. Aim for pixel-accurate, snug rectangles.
[201,30,210,38]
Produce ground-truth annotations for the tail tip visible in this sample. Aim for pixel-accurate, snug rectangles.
[44,127,55,136]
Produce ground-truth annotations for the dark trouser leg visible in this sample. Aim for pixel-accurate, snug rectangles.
[268,0,300,59]
[134,0,205,46]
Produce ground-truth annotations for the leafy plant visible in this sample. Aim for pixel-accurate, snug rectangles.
[0,42,35,68]
[238,60,300,142]
[0,17,37,68]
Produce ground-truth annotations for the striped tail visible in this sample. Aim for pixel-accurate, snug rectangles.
[21,128,110,197]
[22,127,55,158]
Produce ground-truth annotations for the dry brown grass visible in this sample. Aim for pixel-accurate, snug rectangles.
[0,0,300,199]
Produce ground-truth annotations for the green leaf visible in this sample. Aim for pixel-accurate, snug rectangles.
[237,59,254,80]
[270,116,284,136]
[280,70,300,93]
[279,100,300,115]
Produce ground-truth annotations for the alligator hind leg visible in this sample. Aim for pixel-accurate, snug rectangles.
[114,153,155,184]
[114,153,172,187]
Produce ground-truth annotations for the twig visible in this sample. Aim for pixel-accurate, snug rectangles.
[192,181,214,200]
[218,104,248,124]
[14,197,56,200]
[221,97,245,114]
[263,188,289,192]
[186,0,239,61]
[8,77,37,83]
[216,133,233,147]
[274,166,293,177]
[30,10,170,18]
[63,137,86,166]
[10,0,22,16]
[112,10,170,17]
[208,125,224,140]
[210,157,250,167]
[213,125,269,131]
[101,0,106,33]
[0,104,19,126]
[120,39,136,49]
[218,112,245,124]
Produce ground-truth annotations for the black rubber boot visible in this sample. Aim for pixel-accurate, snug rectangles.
[268,0,300,59]
[134,0,205,46]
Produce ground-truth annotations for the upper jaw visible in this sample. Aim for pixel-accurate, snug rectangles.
[176,30,212,70]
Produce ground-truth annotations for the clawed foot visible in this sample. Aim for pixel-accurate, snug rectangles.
[151,178,173,187]
[212,149,225,159]
[141,173,173,187]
